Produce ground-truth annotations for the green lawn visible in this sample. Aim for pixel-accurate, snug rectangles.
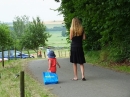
[45,24,64,29]
[46,31,70,47]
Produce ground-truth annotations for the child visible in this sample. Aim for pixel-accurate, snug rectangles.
[47,50,60,73]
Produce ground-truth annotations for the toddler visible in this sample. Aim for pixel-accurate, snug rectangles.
[47,50,60,73]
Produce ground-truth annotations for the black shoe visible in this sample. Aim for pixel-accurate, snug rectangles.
[82,78,86,81]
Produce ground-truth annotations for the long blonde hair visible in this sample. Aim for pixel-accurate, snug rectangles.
[70,17,84,36]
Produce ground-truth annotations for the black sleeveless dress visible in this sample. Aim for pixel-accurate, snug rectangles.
[70,34,86,64]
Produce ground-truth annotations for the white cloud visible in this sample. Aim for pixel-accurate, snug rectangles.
[0,0,63,22]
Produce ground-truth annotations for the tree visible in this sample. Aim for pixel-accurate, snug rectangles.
[20,17,51,55]
[58,0,130,62]
[61,30,66,37]
[12,15,29,59]
[0,23,13,67]
[0,23,13,49]
[13,15,29,50]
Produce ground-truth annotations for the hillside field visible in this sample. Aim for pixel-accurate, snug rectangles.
[46,31,69,47]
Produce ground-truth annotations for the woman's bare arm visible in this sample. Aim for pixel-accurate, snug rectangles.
[83,33,86,40]
[70,29,73,40]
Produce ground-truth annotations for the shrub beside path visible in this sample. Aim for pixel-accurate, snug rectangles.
[26,58,130,97]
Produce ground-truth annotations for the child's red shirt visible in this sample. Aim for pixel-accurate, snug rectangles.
[48,58,57,73]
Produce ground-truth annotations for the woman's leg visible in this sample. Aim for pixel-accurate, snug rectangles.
[80,64,85,79]
[73,63,78,79]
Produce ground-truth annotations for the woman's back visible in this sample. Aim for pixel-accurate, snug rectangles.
[71,35,83,47]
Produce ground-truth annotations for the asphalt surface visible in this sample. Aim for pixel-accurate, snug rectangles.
[26,58,130,97]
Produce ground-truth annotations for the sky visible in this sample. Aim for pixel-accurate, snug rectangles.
[0,0,63,22]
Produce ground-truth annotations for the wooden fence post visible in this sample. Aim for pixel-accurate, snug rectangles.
[58,51,60,57]
[44,51,46,58]
[20,71,24,97]
[61,51,62,57]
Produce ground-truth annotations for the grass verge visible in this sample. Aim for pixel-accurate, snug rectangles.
[85,51,130,74]
[0,59,57,97]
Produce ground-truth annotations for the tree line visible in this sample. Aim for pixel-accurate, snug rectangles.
[46,26,66,31]
[0,16,51,55]
[57,0,130,63]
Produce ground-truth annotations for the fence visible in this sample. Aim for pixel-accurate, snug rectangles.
[36,50,70,58]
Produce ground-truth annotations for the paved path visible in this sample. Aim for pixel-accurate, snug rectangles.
[26,58,130,97]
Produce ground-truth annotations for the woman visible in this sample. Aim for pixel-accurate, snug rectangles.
[70,17,86,81]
